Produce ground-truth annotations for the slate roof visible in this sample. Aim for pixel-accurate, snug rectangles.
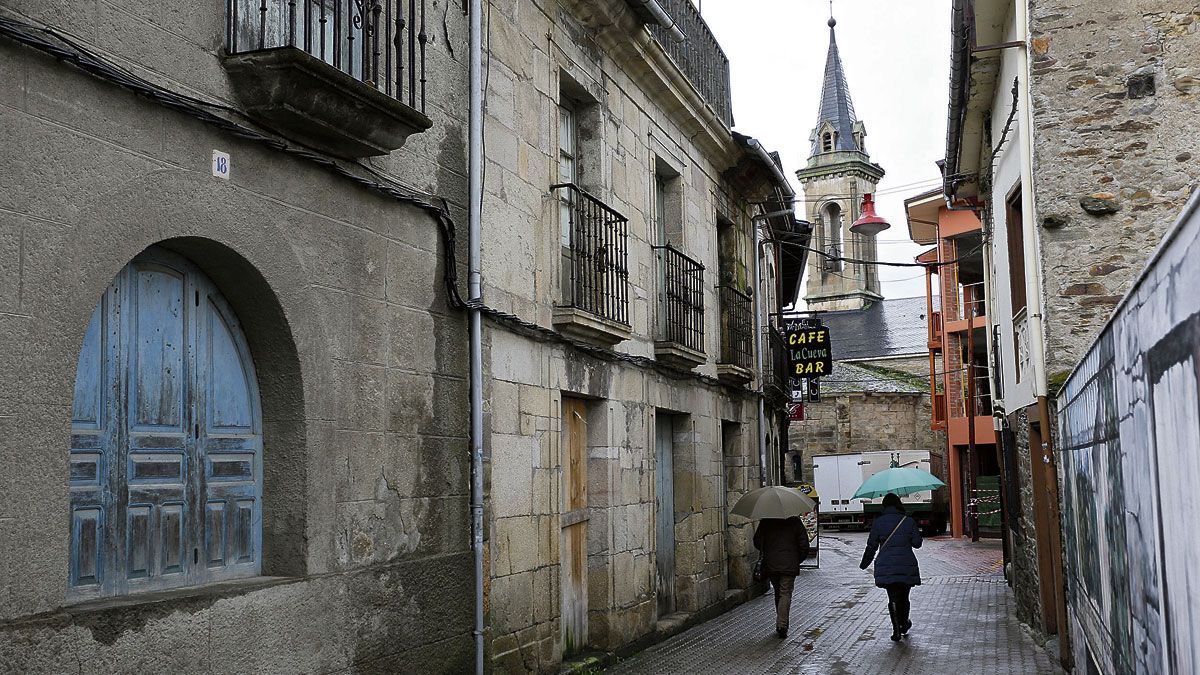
[811,18,860,156]
[806,296,936,361]
[820,361,927,395]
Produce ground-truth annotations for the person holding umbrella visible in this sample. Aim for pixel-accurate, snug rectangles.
[859,493,923,642]
[853,457,944,643]
[730,486,814,638]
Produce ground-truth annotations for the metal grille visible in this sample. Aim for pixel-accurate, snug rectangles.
[646,0,733,127]
[654,245,704,353]
[718,284,753,369]
[228,0,427,112]
[764,328,790,399]
[552,184,630,326]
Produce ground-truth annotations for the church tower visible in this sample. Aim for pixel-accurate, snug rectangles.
[797,16,886,312]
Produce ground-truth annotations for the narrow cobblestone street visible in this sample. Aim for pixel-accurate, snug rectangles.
[607,532,1062,675]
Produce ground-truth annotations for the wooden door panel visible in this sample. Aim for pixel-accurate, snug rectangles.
[655,415,675,617]
[560,397,589,655]
[129,264,187,433]
[68,248,263,600]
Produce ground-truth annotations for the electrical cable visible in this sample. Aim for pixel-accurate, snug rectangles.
[0,14,753,395]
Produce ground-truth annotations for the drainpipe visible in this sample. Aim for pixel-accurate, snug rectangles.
[1014,0,1048,401]
[468,0,485,672]
[630,0,686,42]
[752,221,768,487]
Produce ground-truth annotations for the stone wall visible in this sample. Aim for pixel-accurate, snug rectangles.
[1028,1,1200,378]
[1004,406,1044,633]
[478,1,767,672]
[787,391,941,484]
[0,0,475,670]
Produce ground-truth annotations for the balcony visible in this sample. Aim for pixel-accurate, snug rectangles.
[654,244,705,369]
[223,0,432,158]
[646,0,733,127]
[762,328,790,404]
[945,281,987,332]
[932,391,947,431]
[551,184,631,346]
[717,284,754,384]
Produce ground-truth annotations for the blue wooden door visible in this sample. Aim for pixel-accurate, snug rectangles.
[69,247,262,599]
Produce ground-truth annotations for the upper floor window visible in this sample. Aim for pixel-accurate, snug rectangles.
[822,202,844,273]
[822,131,836,153]
[654,157,683,245]
[69,248,263,600]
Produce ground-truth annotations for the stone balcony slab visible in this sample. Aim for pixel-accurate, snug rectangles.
[222,47,432,159]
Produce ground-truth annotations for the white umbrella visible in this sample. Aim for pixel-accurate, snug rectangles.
[730,486,816,519]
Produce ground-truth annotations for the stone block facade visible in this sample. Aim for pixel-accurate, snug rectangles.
[0,0,475,671]
[477,1,782,671]
[787,391,942,484]
[1028,1,1200,378]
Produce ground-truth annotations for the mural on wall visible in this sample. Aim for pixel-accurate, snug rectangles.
[1057,190,1200,675]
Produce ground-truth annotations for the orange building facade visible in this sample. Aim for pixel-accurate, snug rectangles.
[907,190,998,540]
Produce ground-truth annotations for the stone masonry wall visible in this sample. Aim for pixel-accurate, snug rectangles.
[1028,1,1200,379]
[478,1,766,672]
[1006,407,1043,632]
[0,5,475,669]
[787,392,942,484]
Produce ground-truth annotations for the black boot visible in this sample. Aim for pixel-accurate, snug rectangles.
[887,603,901,642]
[900,603,912,635]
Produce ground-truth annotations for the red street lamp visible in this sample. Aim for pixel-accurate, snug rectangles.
[850,193,890,237]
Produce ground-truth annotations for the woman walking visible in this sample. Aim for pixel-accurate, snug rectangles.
[859,493,922,642]
[753,516,811,638]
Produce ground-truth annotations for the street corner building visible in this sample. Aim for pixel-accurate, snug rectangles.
[0,0,810,673]
[476,2,806,671]
[0,0,477,671]
[939,0,1200,670]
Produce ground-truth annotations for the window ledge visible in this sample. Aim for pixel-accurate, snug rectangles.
[552,306,631,347]
[62,575,296,615]
[222,47,432,158]
[655,341,705,370]
[716,363,753,385]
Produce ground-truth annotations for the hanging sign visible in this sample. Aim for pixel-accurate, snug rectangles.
[784,319,833,380]
[807,378,821,403]
[788,402,805,421]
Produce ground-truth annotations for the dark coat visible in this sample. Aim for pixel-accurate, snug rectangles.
[860,506,923,586]
[753,517,811,576]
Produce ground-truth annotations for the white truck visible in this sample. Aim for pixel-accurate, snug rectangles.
[811,450,948,535]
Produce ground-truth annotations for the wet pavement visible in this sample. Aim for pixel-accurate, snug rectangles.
[606,532,1062,675]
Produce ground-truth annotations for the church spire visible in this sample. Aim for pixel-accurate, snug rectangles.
[811,14,861,157]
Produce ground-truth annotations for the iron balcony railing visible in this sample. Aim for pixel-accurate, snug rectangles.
[718,284,753,370]
[654,244,705,353]
[552,184,630,326]
[764,328,790,399]
[228,0,427,112]
[646,0,733,127]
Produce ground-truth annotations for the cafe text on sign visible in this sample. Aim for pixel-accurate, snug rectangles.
[784,320,832,380]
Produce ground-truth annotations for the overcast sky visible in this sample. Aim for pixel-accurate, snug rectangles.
[698,0,951,303]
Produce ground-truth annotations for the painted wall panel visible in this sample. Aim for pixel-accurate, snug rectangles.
[1058,190,1200,674]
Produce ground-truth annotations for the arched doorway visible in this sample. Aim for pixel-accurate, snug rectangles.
[69,246,263,599]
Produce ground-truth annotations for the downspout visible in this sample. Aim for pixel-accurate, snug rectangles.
[630,0,686,42]
[752,220,768,486]
[744,137,797,488]
[1014,0,1047,401]
[468,0,485,672]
